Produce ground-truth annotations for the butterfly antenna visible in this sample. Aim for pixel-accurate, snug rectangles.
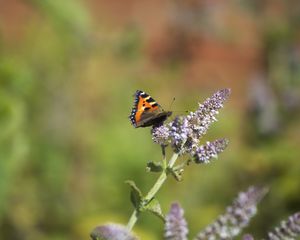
[168,97,176,111]
[168,97,189,113]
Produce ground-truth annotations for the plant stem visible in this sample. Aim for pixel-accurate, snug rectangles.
[168,152,179,168]
[161,145,167,169]
[144,170,167,201]
[127,209,139,231]
[144,152,179,202]
[126,152,179,231]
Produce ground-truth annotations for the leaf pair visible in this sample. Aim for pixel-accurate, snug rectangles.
[147,161,184,181]
[126,180,164,221]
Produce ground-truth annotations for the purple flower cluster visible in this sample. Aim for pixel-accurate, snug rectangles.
[169,116,191,153]
[165,203,189,240]
[152,89,231,163]
[267,212,300,240]
[151,124,170,146]
[193,138,229,164]
[90,223,137,240]
[195,186,268,240]
[243,234,254,240]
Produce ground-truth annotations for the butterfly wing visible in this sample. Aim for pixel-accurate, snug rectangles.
[129,90,172,128]
[138,110,172,128]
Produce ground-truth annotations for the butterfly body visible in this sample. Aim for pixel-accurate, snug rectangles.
[129,90,172,128]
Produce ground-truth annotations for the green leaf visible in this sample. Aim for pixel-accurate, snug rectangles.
[144,198,165,221]
[126,180,143,210]
[146,161,163,173]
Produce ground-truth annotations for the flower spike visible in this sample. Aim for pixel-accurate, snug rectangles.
[165,203,189,240]
[194,186,268,240]
[152,89,231,158]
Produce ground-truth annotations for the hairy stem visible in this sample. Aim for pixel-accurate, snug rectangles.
[126,152,180,231]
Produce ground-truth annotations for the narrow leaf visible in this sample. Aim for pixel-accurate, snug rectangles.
[126,180,143,210]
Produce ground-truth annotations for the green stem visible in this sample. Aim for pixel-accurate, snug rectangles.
[144,170,167,201]
[127,209,139,231]
[126,152,179,231]
[161,145,167,169]
[168,152,179,168]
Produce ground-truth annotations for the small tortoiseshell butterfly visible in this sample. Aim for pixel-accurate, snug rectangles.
[129,90,172,128]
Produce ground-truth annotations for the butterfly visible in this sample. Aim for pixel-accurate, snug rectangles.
[129,90,172,128]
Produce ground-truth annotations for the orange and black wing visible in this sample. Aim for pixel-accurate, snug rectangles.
[129,90,172,128]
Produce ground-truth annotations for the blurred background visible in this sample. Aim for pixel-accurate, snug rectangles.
[0,0,300,239]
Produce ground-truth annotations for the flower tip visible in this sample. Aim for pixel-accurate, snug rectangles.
[221,138,229,146]
[260,186,269,195]
[170,202,181,212]
[220,88,231,98]
[243,234,254,240]
[293,212,300,223]
[215,138,229,150]
[223,88,231,94]
[250,185,269,202]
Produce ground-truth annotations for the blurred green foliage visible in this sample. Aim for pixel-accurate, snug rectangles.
[0,0,300,239]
